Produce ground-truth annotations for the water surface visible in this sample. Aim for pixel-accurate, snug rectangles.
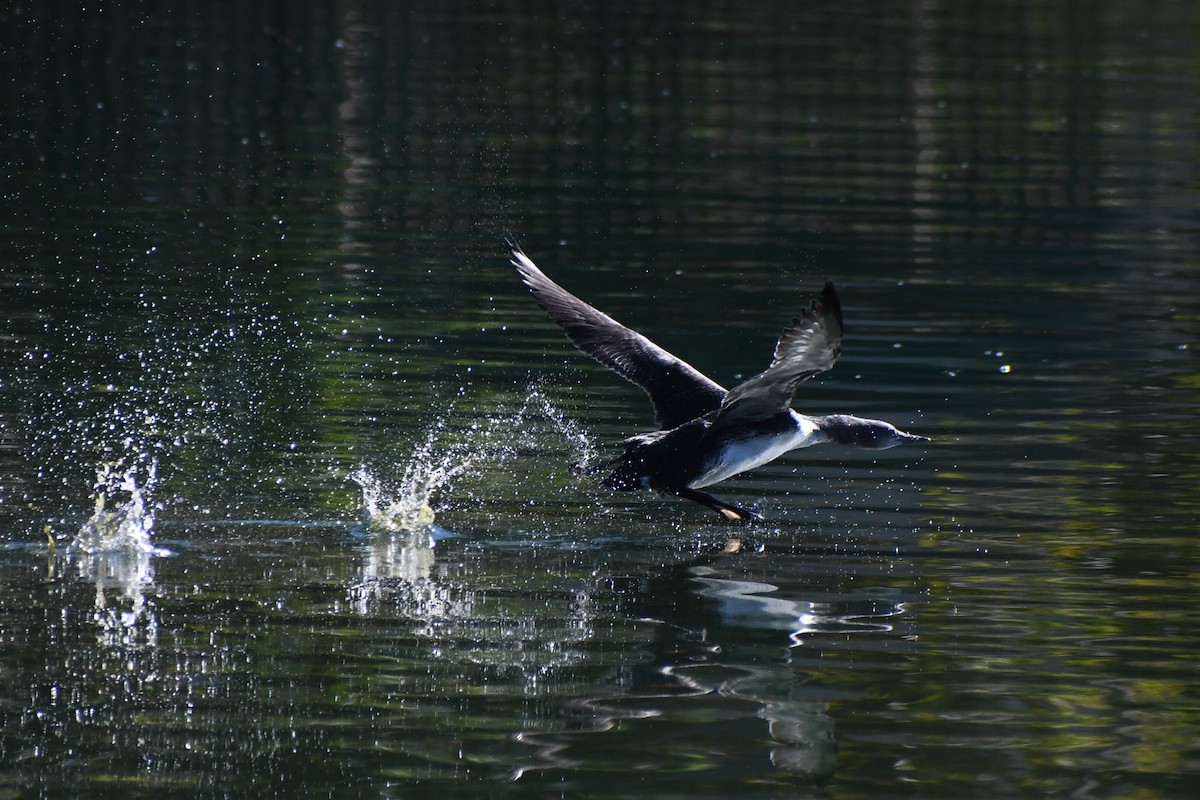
[2,2,1198,798]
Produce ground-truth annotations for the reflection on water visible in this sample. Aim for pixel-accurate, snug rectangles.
[691,566,908,642]
[348,526,444,616]
[665,659,837,785]
[66,548,158,650]
[2,0,1199,796]
[664,563,918,786]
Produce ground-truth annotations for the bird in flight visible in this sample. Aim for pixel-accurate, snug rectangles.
[512,243,927,521]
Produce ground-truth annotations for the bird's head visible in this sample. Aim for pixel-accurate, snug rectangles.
[819,414,929,450]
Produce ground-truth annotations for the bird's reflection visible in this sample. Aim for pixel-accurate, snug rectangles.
[638,556,915,786]
[662,655,838,784]
[689,566,905,643]
[714,564,911,782]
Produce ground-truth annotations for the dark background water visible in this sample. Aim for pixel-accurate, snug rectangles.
[2,1,1198,798]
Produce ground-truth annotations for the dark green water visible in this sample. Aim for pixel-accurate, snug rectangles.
[2,2,1198,798]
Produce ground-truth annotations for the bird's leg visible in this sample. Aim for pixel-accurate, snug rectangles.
[675,487,762,523]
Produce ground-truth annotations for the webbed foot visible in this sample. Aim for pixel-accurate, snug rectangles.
[717,506,762,523]
[676,487,762,523]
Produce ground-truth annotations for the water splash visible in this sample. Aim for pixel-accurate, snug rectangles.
[59,462,164,648]
[521,387,597,474]
[347,444,459,616]
[346,387,598,618]
[351,464,438,534]
[71,462,161,555]
[351,386,596,531]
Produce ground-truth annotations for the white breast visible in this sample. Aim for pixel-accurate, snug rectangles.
[688,412,826,489]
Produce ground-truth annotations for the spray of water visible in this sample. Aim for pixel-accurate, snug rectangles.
[59,461,164,647]
[71,462,161,554]
[351,386,597,531]
[523,388,596,473]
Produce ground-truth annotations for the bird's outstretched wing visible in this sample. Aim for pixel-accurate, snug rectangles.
[512,244,726,430]
[708,282,843,430]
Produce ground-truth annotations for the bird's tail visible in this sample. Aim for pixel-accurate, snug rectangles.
[567,451,645,491]
[598,448,653,491]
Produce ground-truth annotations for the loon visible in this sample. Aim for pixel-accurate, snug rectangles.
[512,243,928,521]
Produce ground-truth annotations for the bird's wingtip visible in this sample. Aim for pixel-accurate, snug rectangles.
[505,232,530,261]
[818,280,842,322]
[507,236,540,276]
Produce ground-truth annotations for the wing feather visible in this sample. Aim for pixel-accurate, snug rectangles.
[512,244,727,429]
[709,282,843,429]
